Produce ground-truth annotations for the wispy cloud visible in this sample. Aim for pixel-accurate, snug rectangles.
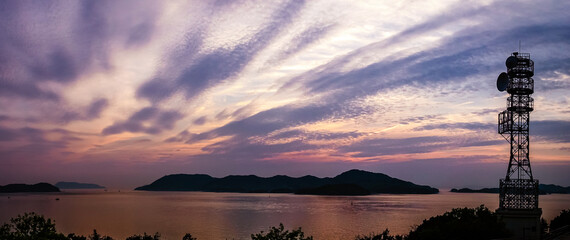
[1,0,569,187]
[102,107,183,135]
[137,0,307,103]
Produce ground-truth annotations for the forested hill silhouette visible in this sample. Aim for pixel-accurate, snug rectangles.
[451,184,570,194]
[0,183,60,193]
[55,182,105,189]
[135,169,439,195]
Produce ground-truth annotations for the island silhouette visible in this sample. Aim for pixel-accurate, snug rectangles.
[0,183,60,193]
[135,169,439,195]
[451,184,570,194]
[55,181,105,189]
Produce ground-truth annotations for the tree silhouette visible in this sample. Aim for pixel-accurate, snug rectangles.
[125,232,161,240]
[182,233,197,240]
[354,229,404,240]
[550,209,570,231]
[251,223,313,240]
[406,205,510,240]
[0,212,67,240]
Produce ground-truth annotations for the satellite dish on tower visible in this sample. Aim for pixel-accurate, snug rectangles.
[497,72,509,92]
[506,56,518,69]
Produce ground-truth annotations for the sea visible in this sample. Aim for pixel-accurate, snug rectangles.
[0,190,568,240]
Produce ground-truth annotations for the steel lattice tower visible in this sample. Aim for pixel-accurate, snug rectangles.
[496,52,539,210]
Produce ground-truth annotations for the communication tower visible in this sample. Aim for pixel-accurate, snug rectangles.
[495,52,542,239]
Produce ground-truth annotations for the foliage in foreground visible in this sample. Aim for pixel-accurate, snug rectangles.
[0,212,195,240]
[406,205,510,240]
[67,229,114,240]
[355,205,510,240]
[541,218,549,235]
[3,207,569,240]
[251,223,313,240]
[550,209,570,231]
[354,229,403,240]
[124,232,161,240]
[0,212,67,240]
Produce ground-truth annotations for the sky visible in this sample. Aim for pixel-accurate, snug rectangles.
[0,0,569,189]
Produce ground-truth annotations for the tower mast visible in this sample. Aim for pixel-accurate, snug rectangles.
[495,51,542,239]
[497,52,538,209]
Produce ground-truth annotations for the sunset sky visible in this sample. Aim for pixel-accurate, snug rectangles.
[1,0,569,189]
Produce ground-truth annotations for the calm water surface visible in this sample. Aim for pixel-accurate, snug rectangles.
[0,191,568,240]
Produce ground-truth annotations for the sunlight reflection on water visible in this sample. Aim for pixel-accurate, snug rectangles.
[0,191,568,240]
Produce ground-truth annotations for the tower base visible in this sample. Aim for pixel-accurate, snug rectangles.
[496,208,542,240]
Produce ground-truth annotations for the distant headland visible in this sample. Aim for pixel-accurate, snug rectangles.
[55,182,105,189]
[450,184,570,194]
[0,183,60,193]
[135,169,439,195]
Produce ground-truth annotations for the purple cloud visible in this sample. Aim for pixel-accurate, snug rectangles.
[129,107,159,122]
[414,122,495,132]
[0,126,17,141]
[1,0,569,189]
[0,1,162,101]
[532,120,570,143]
[0,81,60,101]
[102,121,144,135]
[184,103,355,143]
[102,107,183,136]
[414,120,570,143]
[0,127,82,165]
[159,1,570,176]
[155,111,184,129]
[57,98,111,124]
[193,116,207,125]
[268,24,337,65]
[339,136,503,158]
[137,0,307,103]
[267,129,363,142]
[164,130,196,143]
[86,98,109,119]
